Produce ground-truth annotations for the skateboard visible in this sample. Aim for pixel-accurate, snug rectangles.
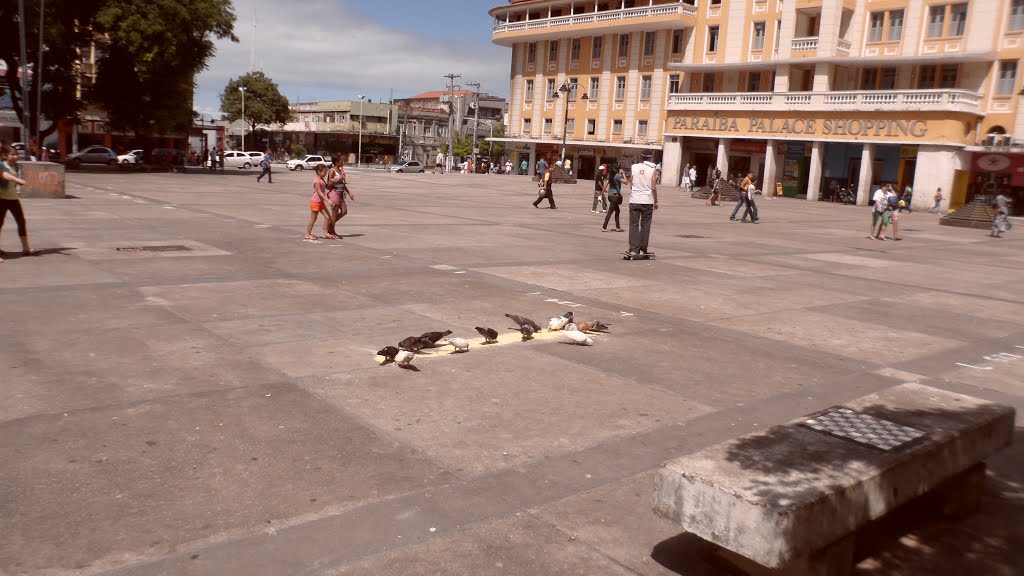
[621,251,655,260]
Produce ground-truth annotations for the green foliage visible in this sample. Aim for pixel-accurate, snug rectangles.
[0,0,237,140]
[484,123,506,158]
[220,71,292,132]
[452,132,472,159]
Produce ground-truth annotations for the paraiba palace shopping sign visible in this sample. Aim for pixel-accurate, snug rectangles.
[666,111,974,145]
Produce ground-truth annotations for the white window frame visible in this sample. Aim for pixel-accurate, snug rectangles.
[618,34,630,58]
[615,76,626,100]
[868,12,884,42]
[644,31,656,56]
[927,5,945,38]
[612,119,623,135]
[708,26,720,53]
[752,22,766,50]
[887,9,904,41]
[668,74,681,94]
[524,79,534,101]
[586,118,596,135]
[571,38,581,61]
[589,77,599,97]
[546,78,556,99]
[996,60,1018,95]
[640,75,652,100]
[522,118,532,134]
[543,118,553,134]
[636,120,648,138]
[949,3,968,36]
[591,35,603,59]
[1011,0,1024,32]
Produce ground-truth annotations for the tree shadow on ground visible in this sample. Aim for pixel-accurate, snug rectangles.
[2,247,77,259]
[651,398,1020,576]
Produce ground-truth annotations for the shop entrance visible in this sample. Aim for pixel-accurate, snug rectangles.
[577,155,597,180]
[693,153,716,188]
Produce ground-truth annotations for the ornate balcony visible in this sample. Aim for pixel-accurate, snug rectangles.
[666,89,983,115]
[791,37,819,52]
[837,38,852,54]
[491,1,697,45]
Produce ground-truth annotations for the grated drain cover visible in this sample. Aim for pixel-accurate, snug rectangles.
[116,245,192,252]
[677,234,707,239]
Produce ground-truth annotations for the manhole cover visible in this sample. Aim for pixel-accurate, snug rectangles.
[677,234,707,239]
[116,245,192,252]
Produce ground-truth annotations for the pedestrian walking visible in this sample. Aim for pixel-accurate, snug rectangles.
[536,157,547,178]
[602,163,625,232]
[435,151,444,174]
[990,192,1011,238]
[305,165,334,241]
[208,148,217,173]
[871,185,896,240]
[533,163,556,209]
[625,151,659,258]
[592,164,608,213]
[929,187,944,213]
[256,149,273,183]
[325,157,355,238]
[729,176,749,221]
[681,163,691,192]
[689,165,697,190]
[889,201,902,240]
[0,144,31,261]
[901,185,913,213]
[869,184,890,239]
[740,172,760,223]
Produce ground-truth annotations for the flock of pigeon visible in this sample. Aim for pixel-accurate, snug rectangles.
[375,311,610,369]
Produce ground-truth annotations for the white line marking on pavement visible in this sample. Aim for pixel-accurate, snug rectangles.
[453,271,467,274]
[526,292,541,295]
[544,298,584,307]
[253,224,271,228]
[430,264,458,271]
[955,363,993,370]
[162,206,176,209]
[619,311,634,316]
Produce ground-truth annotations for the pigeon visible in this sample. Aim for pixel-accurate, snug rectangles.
[564,323,578,332]
[394,350,416,367]
[520,324,535,341]
[562,329,594,346]
[547,314,571,331]
[420,330,453,347]
[398,336,427,351]
[562,311,575,322]
[475,326,499,343]
[445,336,470,352]
[376,346,400,362]
[505,313,542,332]
[576,321,610,333]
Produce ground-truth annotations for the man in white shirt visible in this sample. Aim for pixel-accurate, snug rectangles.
[626,151,659,258]
[870,183,891,238]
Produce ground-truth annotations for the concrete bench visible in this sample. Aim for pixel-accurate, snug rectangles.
[653,383,1014,575]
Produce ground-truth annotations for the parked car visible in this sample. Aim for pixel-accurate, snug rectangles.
[12,142,60,161]
[221,150,254,169]
[387,160,425,173]
[66,145,118,168]
[118,149,144,164]
[143,148,186,170]
[286,154,331,171]
[245,151,267,162]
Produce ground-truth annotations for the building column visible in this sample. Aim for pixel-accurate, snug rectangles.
[528,142,537,177]
[762,140,777,196]
[750,154,762,180]
[807,141,824,201]
[912,145,969,212]
[716,138,730,176]
[661,136,683,188]
[856,143,875,205]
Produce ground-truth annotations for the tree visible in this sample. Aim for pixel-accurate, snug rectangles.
[91,0,236,138]
[483,123,506,159]
[452,132,472,159]
[0,0,236,143]
[219,71,291,133]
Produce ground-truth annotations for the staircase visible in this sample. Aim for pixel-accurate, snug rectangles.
[691,180,742,202]
[532,164,577,184]
[940,197,996,229]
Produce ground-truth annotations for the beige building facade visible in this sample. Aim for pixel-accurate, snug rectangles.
[490,0,1024,212]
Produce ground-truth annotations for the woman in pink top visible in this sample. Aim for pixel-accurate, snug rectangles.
[325,156,355,238]
[305,165,334,240]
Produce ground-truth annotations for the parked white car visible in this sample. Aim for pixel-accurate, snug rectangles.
[286,155,331,171]
[118,149,143,164]
[221,150,254,169]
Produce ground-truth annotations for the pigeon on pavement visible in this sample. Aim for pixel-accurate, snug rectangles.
[376,346,400,362]
[420,330,453,347]
[562,330,594,346]
[520,324,535,341]
[475,326,499,343]
[505,313,542,332]
[445,336,470,352]
[398,336,427,351]
[394,350,416,367]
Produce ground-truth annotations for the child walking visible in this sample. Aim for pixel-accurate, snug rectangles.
[325,157,356,238]
[0,144,31,261]
[305,165,334,240]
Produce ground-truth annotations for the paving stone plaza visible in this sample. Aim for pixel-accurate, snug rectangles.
[1,168,1021,575]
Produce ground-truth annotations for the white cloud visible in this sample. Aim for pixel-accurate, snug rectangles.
[195,0,511,114]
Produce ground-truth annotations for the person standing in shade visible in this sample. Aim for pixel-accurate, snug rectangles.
[625,151,659,258]
[592,163,608,213]
[533,163,557,209]
[929,187,944,213]
[601,163,625,232]
[536,156,547,178]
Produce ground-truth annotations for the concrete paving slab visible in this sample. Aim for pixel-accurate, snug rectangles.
[661,256,801,277]
[320,515,637,576]
[0,382,452,575]
[887,291,1024,324]
[712,310,964,363]
[299,347,713,477]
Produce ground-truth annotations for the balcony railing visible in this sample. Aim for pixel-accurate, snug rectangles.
[493,1,696,34]
[791,37,819,51]
[502,132,662,146]
[666,89,983,114]
[837,38,852,54]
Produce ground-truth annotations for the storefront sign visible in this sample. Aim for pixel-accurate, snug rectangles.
[673,116,929,138]
[666,111,970,145]
[973,153,1024,187]
[730,140,767,154]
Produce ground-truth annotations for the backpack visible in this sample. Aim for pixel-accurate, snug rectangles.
[887,195,899,207]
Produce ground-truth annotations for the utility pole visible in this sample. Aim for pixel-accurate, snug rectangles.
[18,0,30,152]
[397,105,403,161]
[443,73,460,173]
[36,0,44,159]
[466,82,480,173]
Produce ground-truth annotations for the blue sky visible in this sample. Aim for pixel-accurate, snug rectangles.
[194,0,511,116]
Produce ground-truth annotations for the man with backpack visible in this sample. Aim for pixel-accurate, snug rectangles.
[870,184,896,240]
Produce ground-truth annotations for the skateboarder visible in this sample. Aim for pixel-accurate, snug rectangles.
[625,151,659,259]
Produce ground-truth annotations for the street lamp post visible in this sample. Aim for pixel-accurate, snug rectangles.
[239,86,247,151]
[556,82,588,163]
[357,94,365,167]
